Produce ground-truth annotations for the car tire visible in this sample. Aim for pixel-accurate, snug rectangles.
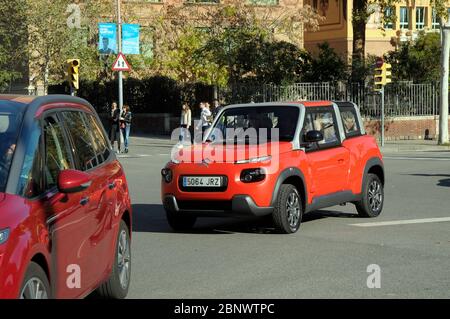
[272,184,303,234]
[355,173,384,218]
[95,220,131,299]
[166,209,197,231]
[19,262,51,299]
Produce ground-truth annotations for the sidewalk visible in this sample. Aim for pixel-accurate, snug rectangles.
[379,140,450,153]
[128,135,450,153]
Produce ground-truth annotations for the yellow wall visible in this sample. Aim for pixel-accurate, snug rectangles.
[305,0,449,58]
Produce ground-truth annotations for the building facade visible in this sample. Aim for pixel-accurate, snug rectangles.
[304,0,448,58]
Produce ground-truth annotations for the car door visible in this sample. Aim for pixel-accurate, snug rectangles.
[60,110,115,289]
[301,107,350,198]
[40,113,92,298]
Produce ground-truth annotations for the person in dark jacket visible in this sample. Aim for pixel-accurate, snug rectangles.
[110,102,122,153]
[120,105,132,153]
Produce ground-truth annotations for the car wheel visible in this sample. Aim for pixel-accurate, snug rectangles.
[355,173,384,218]
[19,262,51,299]
[272,184,303,234]
[166,209,197,231]
[95,220,131,299]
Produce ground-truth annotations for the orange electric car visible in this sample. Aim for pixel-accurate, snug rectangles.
[161,101,384,234]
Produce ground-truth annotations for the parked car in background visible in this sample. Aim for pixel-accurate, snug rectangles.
[161,101,384,234]
[0,95,132,299]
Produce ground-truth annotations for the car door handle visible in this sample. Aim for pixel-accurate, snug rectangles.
[338,158,345,163]
[80,197,90,206]
[108,182,116,190]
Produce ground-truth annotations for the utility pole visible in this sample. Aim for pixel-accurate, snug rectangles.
[380,87,385,147]
[117,0,123,113]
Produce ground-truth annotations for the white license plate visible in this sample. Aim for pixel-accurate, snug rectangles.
[182,176,223,187]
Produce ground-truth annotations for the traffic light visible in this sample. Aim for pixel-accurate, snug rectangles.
[67,59,80,90]
[374,61,392,92]
[374,64,385,92]
[385,63,392,84]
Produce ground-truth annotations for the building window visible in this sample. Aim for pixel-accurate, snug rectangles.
[432,8,440,29]
[399,7,409,29]
[384,7,393,29]
[246,0,279,5]
[416,7,426,30]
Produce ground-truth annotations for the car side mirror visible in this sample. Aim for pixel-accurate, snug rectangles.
[58,169,92,194]
[304,130,324,143]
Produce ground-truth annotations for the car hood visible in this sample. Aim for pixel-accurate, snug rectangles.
[172,141,293,163]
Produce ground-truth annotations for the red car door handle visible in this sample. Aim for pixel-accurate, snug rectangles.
[80,197,89,206]
[338,158,345,163]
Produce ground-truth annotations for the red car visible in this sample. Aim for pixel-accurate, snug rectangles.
[0,95,132,299]
[162,101,384,234]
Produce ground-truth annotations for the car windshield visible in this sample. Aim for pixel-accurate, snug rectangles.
[0,101,26,192]
[207,106,299,144]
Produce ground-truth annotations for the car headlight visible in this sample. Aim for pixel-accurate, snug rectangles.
[235,155,272,164]
[240,168,266,183]
[161,168,173,183]
[0,228,10,245]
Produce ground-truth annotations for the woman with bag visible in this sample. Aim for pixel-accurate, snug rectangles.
[120,105,132,153]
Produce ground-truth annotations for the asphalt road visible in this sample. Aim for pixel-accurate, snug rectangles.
[119,137,450,298]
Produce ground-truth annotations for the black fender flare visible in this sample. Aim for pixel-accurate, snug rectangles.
[271,167,307,208]
[361,157,385,191]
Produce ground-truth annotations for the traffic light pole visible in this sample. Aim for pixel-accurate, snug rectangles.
[381,86,385,147]
[117,0,123,114]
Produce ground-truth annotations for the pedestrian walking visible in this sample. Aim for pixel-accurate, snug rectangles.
[120,105,132,153]
[198,102,212,135]
[179,103,192,145]
[110,102,122,153]
[211,99,223,118]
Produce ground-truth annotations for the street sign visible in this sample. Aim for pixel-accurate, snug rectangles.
[112,53,131,72]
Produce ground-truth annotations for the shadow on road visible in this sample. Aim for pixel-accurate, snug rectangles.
[132,204,359,235]
[407,174,450,187]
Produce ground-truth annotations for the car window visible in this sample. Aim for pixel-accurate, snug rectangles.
[85,114,111,164]
[18,121,45,199]
[211,106,299,143]
[61,111,99,171]
[0,102,25,193]
[43,115,73,191]
[340,108,361,138]
[301,108,340,151]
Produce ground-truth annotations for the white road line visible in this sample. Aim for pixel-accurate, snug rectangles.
[384,156,450,161]
[158,153,169,156]
[350,217,450,227]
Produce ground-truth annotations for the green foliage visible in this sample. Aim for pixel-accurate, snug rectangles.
[305,42,348,82]
[0,0,28,91]
[385,32,441,82]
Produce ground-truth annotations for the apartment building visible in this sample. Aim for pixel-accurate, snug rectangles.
[304,0,449,58]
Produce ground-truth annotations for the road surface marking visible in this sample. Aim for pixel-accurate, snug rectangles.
[384,156,450,161]
[350,217,450,227]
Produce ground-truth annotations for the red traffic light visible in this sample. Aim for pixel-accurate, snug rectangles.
[375,57,384,68]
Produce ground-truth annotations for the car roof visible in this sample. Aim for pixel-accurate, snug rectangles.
[0,94,96,117]
[224,101,335,109]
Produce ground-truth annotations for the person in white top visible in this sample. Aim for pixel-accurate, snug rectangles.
[180,103,192,144]
[198,102,212,134]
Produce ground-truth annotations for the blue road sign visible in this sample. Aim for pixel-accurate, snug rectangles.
[122,24,140,55]
[98,23,117,55]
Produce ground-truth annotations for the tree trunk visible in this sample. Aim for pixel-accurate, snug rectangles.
[439,22,450,145]
[351,0,367,83]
